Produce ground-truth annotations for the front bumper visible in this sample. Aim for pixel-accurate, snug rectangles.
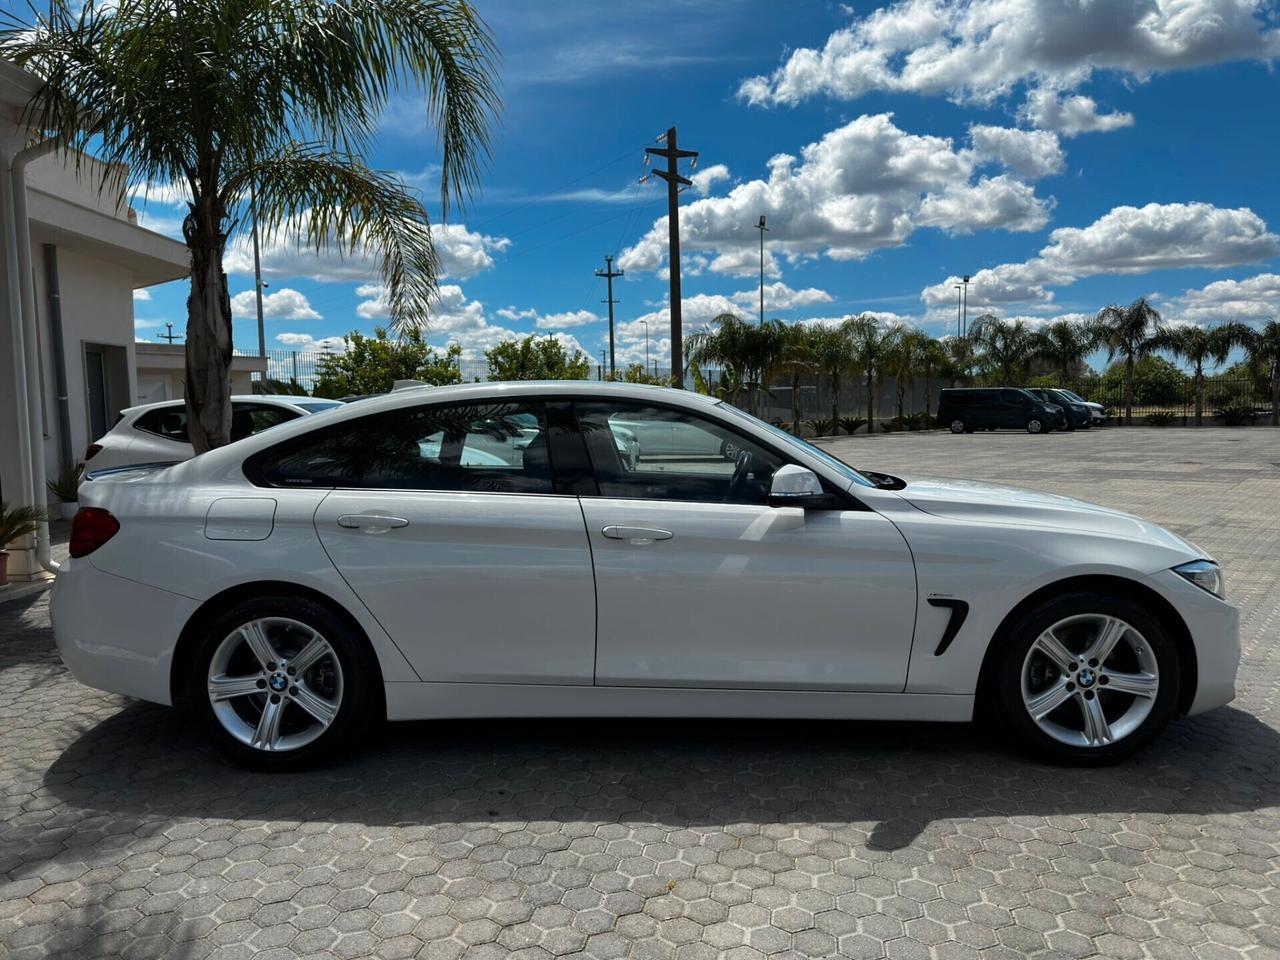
[1142,567,1239,715]
[51,558,199,706]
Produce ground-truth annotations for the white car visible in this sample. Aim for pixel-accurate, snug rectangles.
[84,395,343,471]
[52,382,1238,769]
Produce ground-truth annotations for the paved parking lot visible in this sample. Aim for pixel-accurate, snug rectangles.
[2,426,1278,960]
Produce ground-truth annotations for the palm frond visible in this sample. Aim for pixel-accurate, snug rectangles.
[232,145,437,333]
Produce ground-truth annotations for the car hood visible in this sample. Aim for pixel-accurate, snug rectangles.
[895,476,1202,556]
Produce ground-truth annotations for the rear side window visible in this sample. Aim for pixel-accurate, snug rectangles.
[230,404,300,441]
[246,401,553,494]
[134,407,189,442]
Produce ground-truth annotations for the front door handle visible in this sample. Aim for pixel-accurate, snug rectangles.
[337,514,409,532]
[602,524,673,542]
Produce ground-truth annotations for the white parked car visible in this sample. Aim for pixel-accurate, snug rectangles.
[53,382,1237,768]
[1056,389,1108,425]
[84,395,343,471]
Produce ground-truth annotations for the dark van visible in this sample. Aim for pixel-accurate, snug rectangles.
[937,388,1062,434]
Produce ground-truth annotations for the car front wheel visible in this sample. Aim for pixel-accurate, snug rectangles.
[996,593,1181,763]
[1026,417,1048,434]
[188,596,377,769]
[949,418,967,434]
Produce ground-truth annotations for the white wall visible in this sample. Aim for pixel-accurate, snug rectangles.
[29,237,139,481]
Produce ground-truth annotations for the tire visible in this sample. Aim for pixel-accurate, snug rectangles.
[187,595,378,769]
[949,418,966,434]
[995,592,1181,764]
[1026,417,1047,434]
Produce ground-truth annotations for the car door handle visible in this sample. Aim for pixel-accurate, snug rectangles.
[601,525,673,542]
[337,514,409,531]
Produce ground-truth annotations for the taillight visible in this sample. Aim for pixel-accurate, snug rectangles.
[84,443,103,461]
[70,507,120,558]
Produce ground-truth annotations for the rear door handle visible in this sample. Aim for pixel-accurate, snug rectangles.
[602,525,673,542]
[337,514,409,532]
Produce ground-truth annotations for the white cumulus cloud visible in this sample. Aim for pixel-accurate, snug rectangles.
[737,0,1280,131]
[968,125,1065,179]
[618,113,1051,276]
[922,202,1280,310]
[229,287,321,321]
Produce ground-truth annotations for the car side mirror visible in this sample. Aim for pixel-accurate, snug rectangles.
[768,464,835,509]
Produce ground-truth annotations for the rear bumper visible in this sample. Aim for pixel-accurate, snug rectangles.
[51,558,199,706]
[1142,568,1239,716]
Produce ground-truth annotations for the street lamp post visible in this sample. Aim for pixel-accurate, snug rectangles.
[640,320,650,375]
[961,275,972,336]
[954,285,962,338]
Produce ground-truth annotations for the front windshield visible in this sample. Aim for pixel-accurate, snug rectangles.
[720,402,876,488]
[1059,390,1086,403]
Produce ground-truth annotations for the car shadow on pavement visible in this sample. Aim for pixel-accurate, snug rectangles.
[37,699,1280,856]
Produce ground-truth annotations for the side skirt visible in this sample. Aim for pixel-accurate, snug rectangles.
[384,682,974,723]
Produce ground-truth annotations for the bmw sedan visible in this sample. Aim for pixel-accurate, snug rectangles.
[52,382,1239,768]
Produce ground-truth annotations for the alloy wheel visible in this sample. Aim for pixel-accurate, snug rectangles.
[207,617,344,752]
[1020,613,1158,748]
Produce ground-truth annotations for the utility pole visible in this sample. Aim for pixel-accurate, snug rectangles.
[646,126,698,389]
[251,181,267,360]
[960,275,972,336]
[595,254,623,376]
[756,215,768,325]
[640,320,650,376]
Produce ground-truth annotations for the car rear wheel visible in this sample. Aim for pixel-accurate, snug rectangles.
[996,593,1181,764]
[188,596,377,769]
[949,418,967,434]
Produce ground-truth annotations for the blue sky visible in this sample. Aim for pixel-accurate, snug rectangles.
[124,0,1280,372]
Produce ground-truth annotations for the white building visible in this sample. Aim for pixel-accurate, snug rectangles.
[1,60,193,581]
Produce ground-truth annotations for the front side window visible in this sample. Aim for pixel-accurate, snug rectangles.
[248,401,552,493]
[575,401,785,505]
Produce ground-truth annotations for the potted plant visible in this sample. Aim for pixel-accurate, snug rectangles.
[0,501,48,587]
[47,463,85,520]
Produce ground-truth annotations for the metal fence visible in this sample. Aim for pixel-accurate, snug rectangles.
[246,351,1275,428]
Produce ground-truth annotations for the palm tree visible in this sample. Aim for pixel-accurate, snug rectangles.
[1243,320,1280,426]
[2,0,498,452]
[685,314,786,416]
[1035,320,1092,383]
[844,314,893,433]
[968,315,1037,386]
[884,325,931,418]
[1150,322,1252,426]
[777,324,816,435]
[917,335,949,422]
[809,324,856,428]
[940,334,978,387]
[1089,298,1163,424]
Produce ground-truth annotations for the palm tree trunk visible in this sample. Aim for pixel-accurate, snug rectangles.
[866,370,875,434]
[791,369,802,436]
[184,202,233,453]
[1271,370,1278,426]
[1194,368,1204,427]
[1125,356,1135,425]
[830,371,840,428]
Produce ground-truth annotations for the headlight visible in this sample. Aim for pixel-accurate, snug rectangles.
[1174,560,1224,598]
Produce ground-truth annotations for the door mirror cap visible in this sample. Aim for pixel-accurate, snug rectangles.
[768,464,833,508]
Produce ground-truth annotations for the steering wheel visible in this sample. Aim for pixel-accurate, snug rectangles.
[725,448,754,502]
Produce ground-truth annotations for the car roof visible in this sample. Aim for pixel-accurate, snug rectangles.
[120,395,310,417]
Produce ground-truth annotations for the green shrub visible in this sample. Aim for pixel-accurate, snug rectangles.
[46,463,85,503]
[805,418,835,437]
[838,416,868,435]
[0,501,47,549]
[1146,411,1178,427]
[1215,402,1257,426]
